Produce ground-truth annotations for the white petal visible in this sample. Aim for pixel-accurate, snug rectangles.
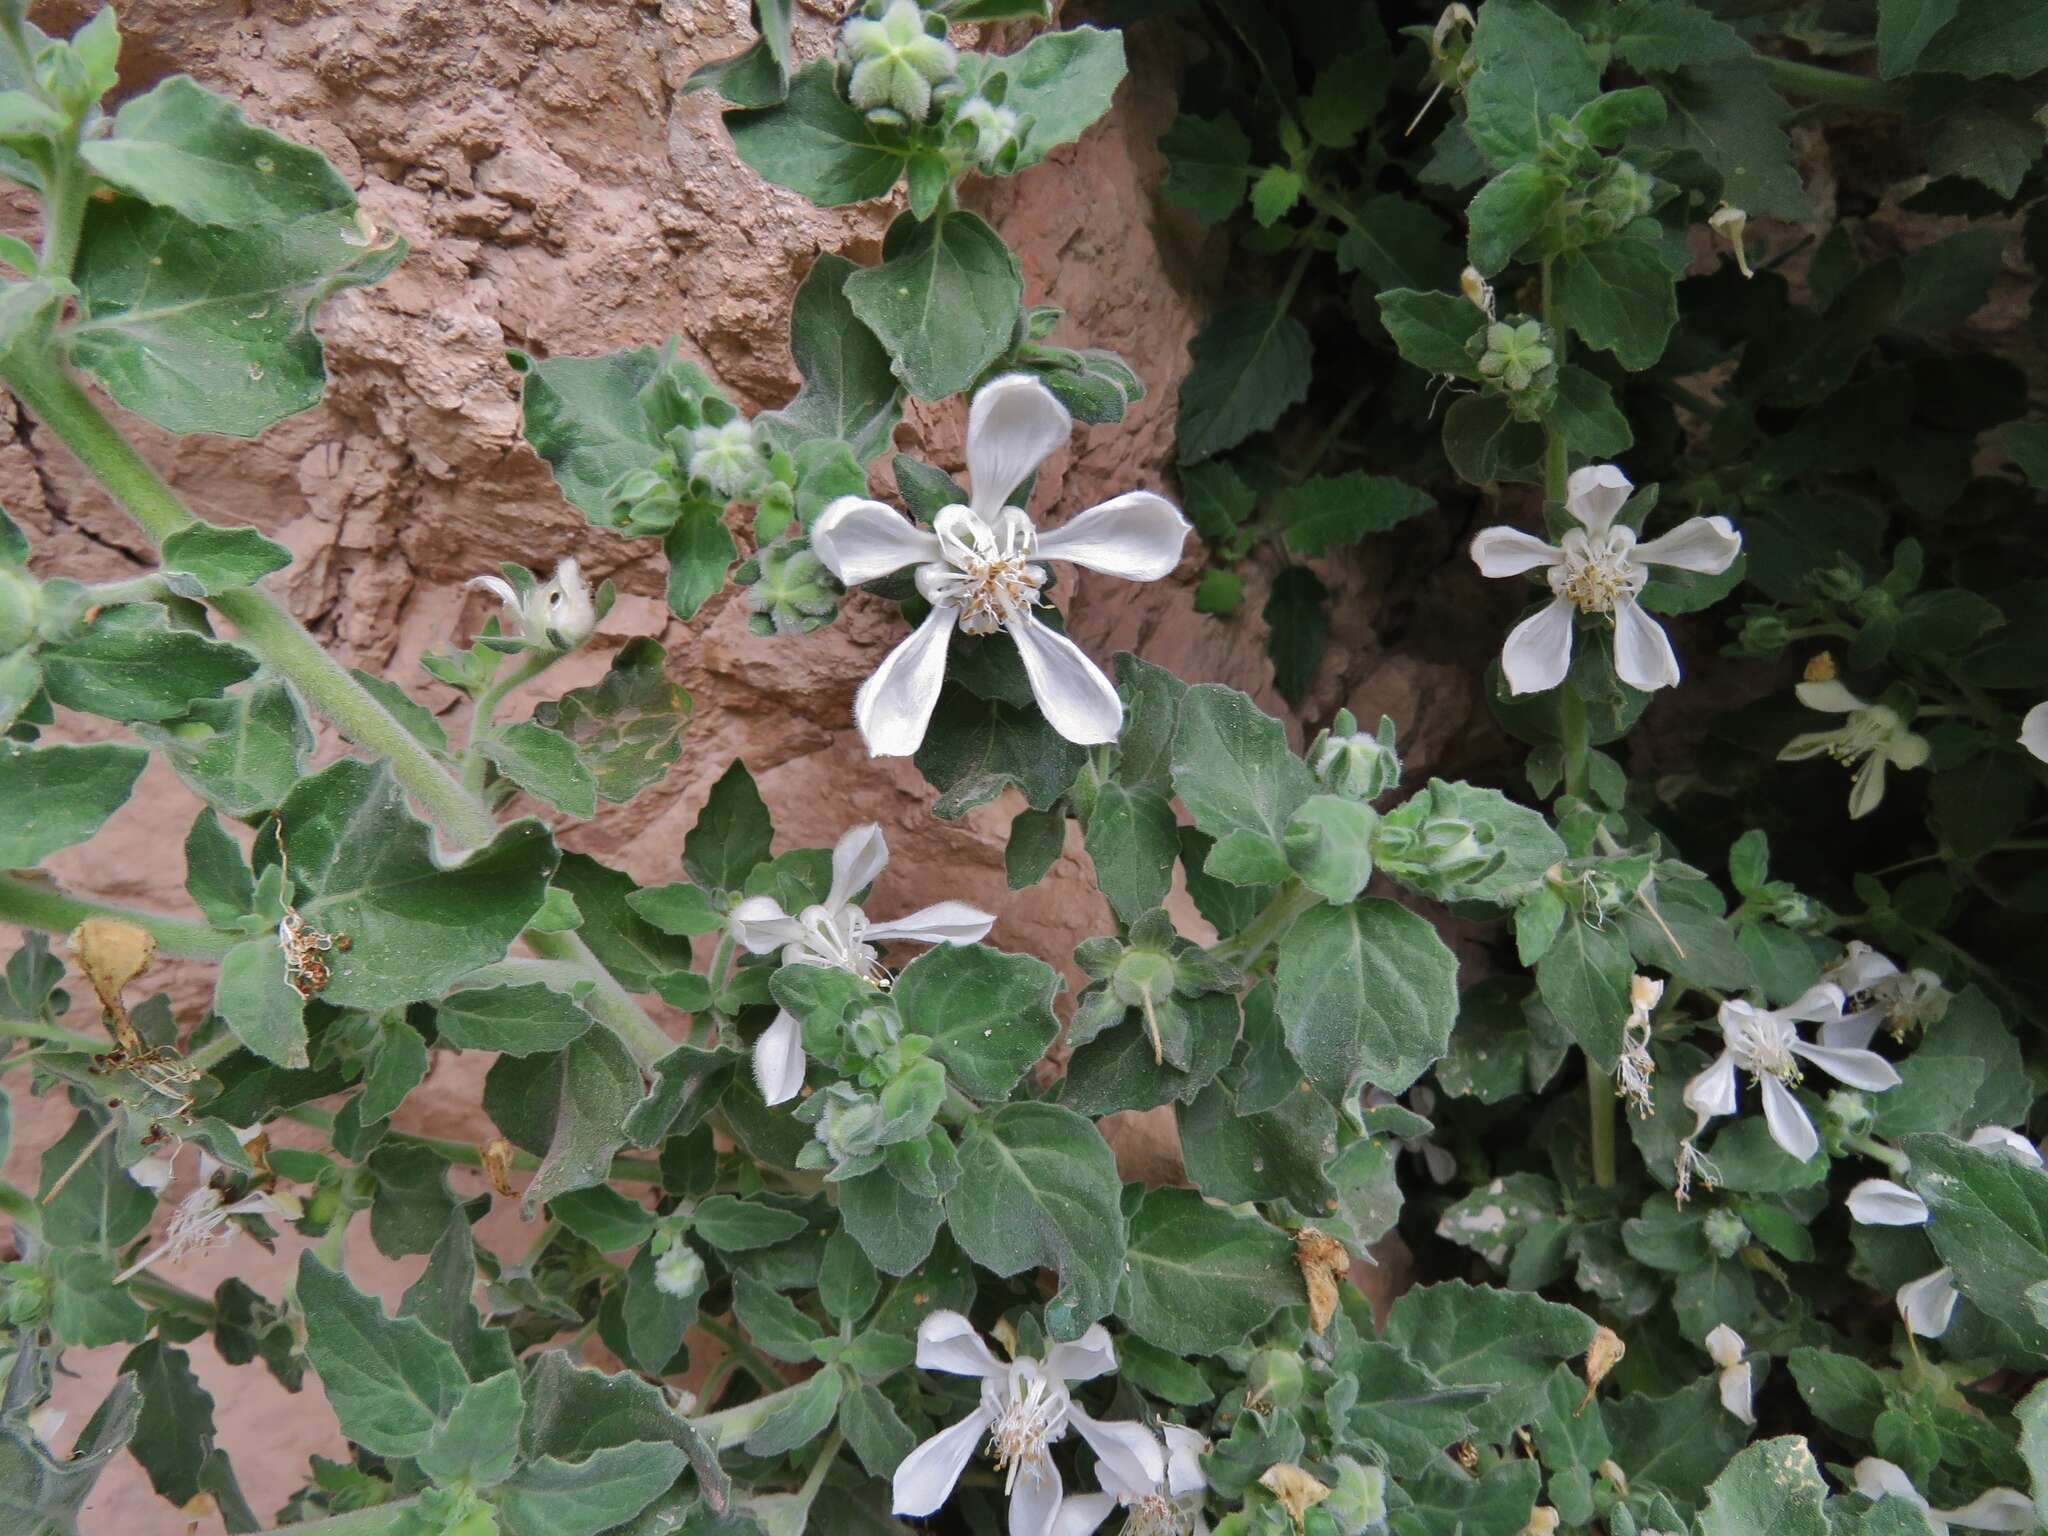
[1634,515,1742,574]
[1855,1459,1931,1512]
[813,497,943,585]
[1071,1411,1164,1498]
[1421,1140,1458,1185]
[915,1311,1008,1378]
[1050,1494,1119,1536]
[1778,729,1841,763]
[864,901,997,947]
[1703,1323,1746,1371]
[1009,613,1123,745]
[1033,492,1189,582]
[1044,1324,1117,1384]
[827,824,890,911]
[1683,1053,1740,1121]
[1612,599,1681,692]
[1781,982,1847,1027]
[1938,1487,2039,1531]
[1470,526,1562,578]
[855,606,959,758]
[1717,1361,1755,1426]
[127,1157,175,1193]
[1565,464,1632,535]
[893,1407,995,1516]
[968,374,1072,518]
[466,573,519,610]
[1760,1075,1819,1163]
[1820,1007,1883,1051]
[1968,1126,2045,1167]
[1898,1267,1959,1338]
[2022,702,2048,764]
[1501,598,1576,695]
[1795,679,1867,715]
[1847,1179,1929,1227]
[1831,943,1901,996]
[1887,731,1931,771]
[751,1010,807,1106]
[1010,1454,1064,1536]
[729,895,801,954]
[1790,1040,1900,1092]
[1849,756,1889,820]
[1163,1425,1209,1497]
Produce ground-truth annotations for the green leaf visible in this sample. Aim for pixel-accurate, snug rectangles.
[134,677,313,819]
[67,199,404,437]
[549,854,698,993]
[725,59,907,206]
[684,758,773,891]
[1698,1437,1829,1536]
[400,1220,518,1383]
[514,345,669,527]
[0,1372,141,1536]
[1552,365,1633,458]
[548,1186,655,1253]
[159,521,293,592]
[494,1443,689,1536]
[626,882,723,937]
[418,1370,523,1489]
[2019,1379,2048,1529]
[360,1017,430,1123]
[1338,1340,1488,1478]
[754,252,902,464]
[40,1113,156,1249]
[1117,1187,1297,1356]
[1383,1281,1597,1441]
[1159,113,1249,224]
[915,683,1086,820]
[1277,898,1459,1101]
[1278,472,1433,555]
[1467,162,1563,276]
[844,210,1023,400]
[351,667,450,755]
[840,1154,951,1275]
[1917,0,2048,78]
[211,935,307,1067]
[482,721,600,818]
[79,76,354,228]
[49,1251,148,1348]
[842,1382,917,1479]
[515,1029,646,1218]
[0,740,144,867]
[528,638,690,806]
[366,1144,471,1259]
[1178,1071,1336,1214]
[1250,164,1302,227]
[1905,1130,2048,1357]
[1083,782,1180,923]
[1285,795,1377,906]
[663,502,738,622]
[118,1340,228,1507]
[269,758,557,1011]
[744,1370,843,1458]
[1553,226,1679,371]
[617,1244,700,1375]
[1377,289,1487,379]
[1442,393,1544,486]
[1064,989,1241,1119]
[436,984,594,1057]
[896,943,1061,1102]
[517,1352,725,1512]
[38,605,258,722]
[1463,0,1601,166]
[296,1253,471,1459]
[984,25,1126,170]
[1534,917,1633,1072]
[1632,53,1807,219]
[1176,299,1312,464]
[1606,1378,1747,1515]
[692,1195,809,1253]
[683,0,792,105]
[1171,683,1316,850]
[1881,0,1962,75]
[950,1103,1126,1335]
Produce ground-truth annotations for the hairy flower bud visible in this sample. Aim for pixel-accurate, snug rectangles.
[1324,1456,1388,1536]
[816,1083,887,1164]
[688,419,764,500]
[955,95,1021,170]
[1586,159,1655,235]
[1246,1348,1306,1409]
[1310,709,1401,802]
[1702,1207,1749,1259]
[843,0,958,124]
[654,1240,707,1299]
[739,536,843,637]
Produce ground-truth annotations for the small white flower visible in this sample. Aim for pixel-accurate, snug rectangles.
[893,1311,1150,1536]
[1708,204,1753,278]
[1822,942,1948,1048]
[812,375,1189,756]
[1853,1458,2036,1532]
[2022,702,2048,763]
[467,557,597,651]
[1703,1324,1754,1425]
[1680,984,1899,1166]
[728,823,992,1104]
[114,1150,289,1285]
[654,1241,706,1299]
[1778,680,1929,820]
[1617,974,1663,1117]
[1469,464,1741,696]
[1459,264,1496,320]
[1050,1422,1209,1536]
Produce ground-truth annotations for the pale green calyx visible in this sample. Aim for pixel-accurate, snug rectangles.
[654,1240,707,1299]
[688,418,763,500]
[1476,320,1554,394]
[843,0,958,124]
[956,95,1021,168]
[1701,1207,1748,1259]
[740,537,842,637]
[1311,709,1401,802]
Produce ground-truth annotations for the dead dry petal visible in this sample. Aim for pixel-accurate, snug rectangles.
[482,1137,518,1198]
[1294,1227,1349,1335]
[69,916,157,1048]
[1258,1463,1331,1530]
[1580,1325,1626,1412]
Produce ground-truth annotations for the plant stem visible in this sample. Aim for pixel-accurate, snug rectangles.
[0,873,241,957]
[254,1497,421,1536]
[1216,878,1320,969]
[697,1314,791,1394]
[125,1271,216,1323]
[1762,56,1905,112]
[527,928,673,1065]
[38,146,89,280]
[79,572,174,608]
[1559,684,1591,802]
[281,1105,662,1183]
[1586,1052,1617,1189]
[462,648,563,796]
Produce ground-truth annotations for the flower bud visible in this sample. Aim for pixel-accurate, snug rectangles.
[687,419,763,500]
[844,1002,902,1061]
[1702,1207,1748,1259]
[1110,947,1177,1011]
[842,0,958,124]
[739,537,843,637]
[1585,159,1655,234]
[1245,1348,1306,1410]
[654,1240,707,1299]
[1310,710,1401,802]
[1323,1456,1387,1535]
[816,1083,887,1164]
[0,566,35,653]
[1738,612,1791,656]
[1825,1089,1872,1135]
[955,96,1021,170]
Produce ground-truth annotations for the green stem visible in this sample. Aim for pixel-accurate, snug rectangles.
[1586,1052,1617,1190]
[697,1315,790,1394]
[0,873,240,957]
[695,1380,812,1452]
[254,1497,421,1536]
[462,648,563,796]
[126,1271,216,1323]
[281,1105,662,1183]
[0,1014,106,1053]
[1559,683,1590,802]
[527,927,673,1066]
[79,572,174,608]
[1762,56,1905,112]
[1216,878,1320,969]
[38,146,89,280]
[1846,1133,1909,1175]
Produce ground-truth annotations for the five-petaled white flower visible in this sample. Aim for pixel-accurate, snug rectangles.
[1680,984,1899,1167]
[1847,1126,2043,1338]
[1469,464,1741,696]
[893,1311,1151,1536]
[1703,1324,1754,1425]
[115,1139,297,1285]
[728,823,992,1104]
[1853,1459,2036,1532]
[1778,680,1929,820]
[1051,1421,1210,1536]
[2020,702,2048,764]
[812,375,1190,756]
[1824,942,1947,1047]
[466,557,597,651]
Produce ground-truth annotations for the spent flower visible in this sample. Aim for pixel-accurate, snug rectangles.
[466,558,597,651]
[1050,1422,1209,1536]
[1852,1460,2035,1532]
[1703,1324,1754,1425]
[1778,678,1929,819]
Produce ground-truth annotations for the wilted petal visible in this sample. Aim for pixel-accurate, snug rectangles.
[1163,1424,1209,1497]
[752,1009,807,1106]
[865,901,996,946]
[1010,1455,1064,1536]
[1565,464,1633,535]
[915,1311,1007,1378]
[893,1407,995,1516]
[729,895,802,954]
[466,573,519,611]
[968,374,1072,518]
[1050,1494,1119,1536]
[1795,679,1866,715]
[1612,599,1682,692]
[1831,943,1901,997]
[856,606,960,757]
[1683,1053,1740,1121]
[1898,1267,1959,1338]
[1760,1075,1819,1163]
[1847,1179,1929,1227]
[1716,1360,1754,1425]
[827,824,890,911]
[1033,491,1189,581]
[1501,597,1576,695]
[1703,1323,1745,1371]
[1070,1411,1164,1499]
[1470,525,1561,578]
[1969,1125,2045,1166]
[1634,515,1741,574]
[813,497,943,585]
[1010,613,1123,745]
[2022,702,2048,764]
[1938,1487,2039,1531]
[1853,1459,1930,1512]
[1791,1040,1901,1092]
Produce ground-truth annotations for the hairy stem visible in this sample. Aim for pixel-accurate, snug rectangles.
[1762,56,1905,112]
[0,873,240,957]
[255,1497,421,1536]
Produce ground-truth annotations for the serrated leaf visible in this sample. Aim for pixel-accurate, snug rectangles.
[896,943,1061,1102]
[482,721,599,818]
[1278,472,1433,555]
[296,1253,470,1459]
[754,252,902,464]
[134,676,312,819]
[37,605,258,722]
[0,740,145,867]
[1117,1187,1297,1355]
[1463,0,1601,166]
[1383,1281,1597,1441]
[1277,898,1459,1101]
[1159,113,1249,224]
[1176,299,1312,464]
[158,521,292,592]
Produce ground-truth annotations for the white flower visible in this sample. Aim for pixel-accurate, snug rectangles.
[467,557,597,651]
[1051,1423,1209,1536]
[1703,1324,1754,1425]
[1847,1128,2043,1338]
[1708,204,1753,278]
[1617,973,1663,1117]
[1822,942,1948,1048]
[114,1147,292,1284]
[1680,984,1899,1165]
[1778,680,1929,820]
[728,823,992,1104]
[811,375,1189,756]
[1469,464,1741,696]
[1852,1459,2036,1532]
[2022,702,2048,763]
[892,1311,1152,1536]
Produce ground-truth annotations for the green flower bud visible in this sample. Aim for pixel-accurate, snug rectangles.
[1738,612,1792,656]
[739,536,843,637]
[1,1264,50,1326]
[654,1240,707,1299]
[1585,159,1655,234]
[845,1002,902,1061]
[1809,566,1864,604]
[1110,948,1177,1011]
[1702,1207,1748,1260]
[1309,709,1401,802]
[1323,1456,1389,1535]
[955,95,1021,170]
[0,566,36,654]
[1825,1088,1872,1135]
[843,0,958,124]
[1246,1348,1306,1410]
[815,1083,887,1164]
[1474,319,1556,395]
[1373,812,1490,894]
[688,419,763,500]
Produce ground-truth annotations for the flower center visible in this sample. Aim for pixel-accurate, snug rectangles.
[166,1188,233,1258]
[1821,707,1902,768]
[1728,1014,1800,1082]
[1124,1492,1192,1536]
[1550,529,1644,614]
[988,1370,1068,1492]
[793,905,887,985]
[947,550,1046,636]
